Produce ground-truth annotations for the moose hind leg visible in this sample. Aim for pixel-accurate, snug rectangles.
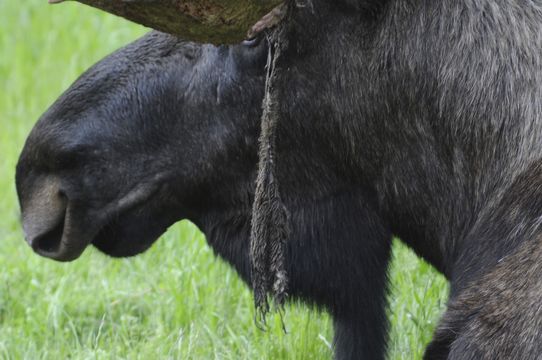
[425,235,542,360]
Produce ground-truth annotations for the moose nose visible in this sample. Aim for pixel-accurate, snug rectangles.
[21,176,68,259]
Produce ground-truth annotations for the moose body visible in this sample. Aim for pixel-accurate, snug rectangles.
[16,0,542,359]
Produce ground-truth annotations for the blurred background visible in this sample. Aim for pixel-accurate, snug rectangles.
[0,1,447,358]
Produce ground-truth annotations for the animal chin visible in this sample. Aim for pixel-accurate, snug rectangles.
[22,179,166,262]
[90,213,166,258]
[28,202,166,261]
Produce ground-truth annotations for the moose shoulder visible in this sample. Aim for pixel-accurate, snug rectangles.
[16,0,542,359]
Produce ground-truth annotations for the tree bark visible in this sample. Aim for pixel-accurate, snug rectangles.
[50,0,283,44]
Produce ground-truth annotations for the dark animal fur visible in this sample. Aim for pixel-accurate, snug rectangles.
[250,24,290,319]
[16,0,542,359]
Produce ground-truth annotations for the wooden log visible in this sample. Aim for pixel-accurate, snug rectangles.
[49,0,283,44]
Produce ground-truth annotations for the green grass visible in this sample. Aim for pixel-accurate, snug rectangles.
[0,1,448,358]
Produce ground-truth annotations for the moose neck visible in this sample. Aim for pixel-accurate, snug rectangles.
[195,185,391,309]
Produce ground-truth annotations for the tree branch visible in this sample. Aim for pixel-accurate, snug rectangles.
[50,0,283,44]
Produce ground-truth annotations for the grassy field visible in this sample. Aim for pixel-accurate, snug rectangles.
[0,1,448,358]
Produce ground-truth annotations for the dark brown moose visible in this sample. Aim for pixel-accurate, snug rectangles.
[17,0,542,359]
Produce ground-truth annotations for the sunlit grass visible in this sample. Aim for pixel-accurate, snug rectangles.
[0,1,448,358]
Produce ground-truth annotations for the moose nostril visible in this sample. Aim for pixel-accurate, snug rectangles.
[19,176,73,258]
[31,217,65,254]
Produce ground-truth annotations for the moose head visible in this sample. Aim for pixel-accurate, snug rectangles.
[16,32,267,261]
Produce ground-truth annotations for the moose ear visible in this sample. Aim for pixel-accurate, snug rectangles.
[50,0,283,44]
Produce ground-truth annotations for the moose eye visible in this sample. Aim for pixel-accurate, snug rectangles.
[242,36,262,48]
[231,34,267,70]
[52,144,93,170]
